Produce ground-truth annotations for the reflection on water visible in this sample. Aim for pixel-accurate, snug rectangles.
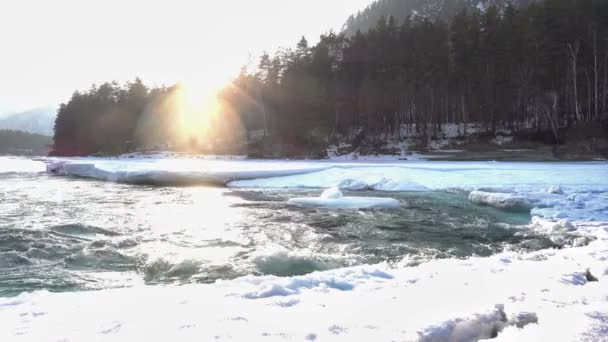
[0,173,581,297]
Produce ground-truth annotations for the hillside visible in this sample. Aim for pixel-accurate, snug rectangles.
[0,130,52,156]
[0,107,56,136]
[342,0,536,36]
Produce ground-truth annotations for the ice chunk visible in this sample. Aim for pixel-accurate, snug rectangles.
[288,193,400,209]
[547,185,564,194]
[508,312,539,329]
[468,191,533,211]
[370,178,430,192]
[320,186,343,199]
[530,217,576,234]
[338,179,370,191]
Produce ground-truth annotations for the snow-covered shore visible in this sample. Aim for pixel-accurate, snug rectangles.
[1,156,607,341]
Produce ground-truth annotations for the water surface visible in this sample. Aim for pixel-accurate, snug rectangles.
[0,171,572,297]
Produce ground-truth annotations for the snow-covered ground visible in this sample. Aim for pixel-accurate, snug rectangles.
[2,156,608,341]
[326,123,519,160]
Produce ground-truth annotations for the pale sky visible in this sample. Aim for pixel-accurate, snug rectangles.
[0,0,373,113]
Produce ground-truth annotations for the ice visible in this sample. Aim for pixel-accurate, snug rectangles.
[45,158,608,195]
[45,158,330,185]
[320,186,343,199]
[0,157,46,174]
[5,158,606,340]
[232,161,608,194]
[289,186,400,209]
[288,196,401,209]
[468,191,534,211]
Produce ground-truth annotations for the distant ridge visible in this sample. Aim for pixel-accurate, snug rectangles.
[0,129,51,156]
[0,107,56,136]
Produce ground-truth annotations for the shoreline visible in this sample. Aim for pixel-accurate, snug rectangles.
[44,148,608,163]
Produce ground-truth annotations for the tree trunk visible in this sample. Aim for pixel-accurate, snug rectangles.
[603,52,608,114]
[593,29,598,119]
[586,70,592,122]
[568,42,581,122]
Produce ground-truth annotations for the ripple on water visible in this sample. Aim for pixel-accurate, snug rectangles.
[0,174,590,297]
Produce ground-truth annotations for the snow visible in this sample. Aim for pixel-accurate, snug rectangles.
[3,157,608,341]
[0,157,46,174]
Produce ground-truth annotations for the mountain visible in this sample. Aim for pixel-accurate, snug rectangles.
[0,130,52,156]
[0,107,57,136]
[342,0,536,36]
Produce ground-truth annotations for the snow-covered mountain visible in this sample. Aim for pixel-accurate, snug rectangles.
[0,107,56,136]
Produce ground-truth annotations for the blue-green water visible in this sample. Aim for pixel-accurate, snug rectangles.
[0,173,576,297]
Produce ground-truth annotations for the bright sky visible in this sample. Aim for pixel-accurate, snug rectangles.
[0,0,373,113]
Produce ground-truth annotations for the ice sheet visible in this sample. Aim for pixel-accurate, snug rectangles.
[45,158,330,185]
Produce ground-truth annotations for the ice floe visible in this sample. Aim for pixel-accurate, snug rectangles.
[468,191,534,211]
[288,187,401,209]
[45,158,330,185]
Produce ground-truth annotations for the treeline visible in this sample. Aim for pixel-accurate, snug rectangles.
[52,0,608,156]
[0,130,51,156]
[52,79,244,156]
[230,0,608,145]
[343,0,481,36]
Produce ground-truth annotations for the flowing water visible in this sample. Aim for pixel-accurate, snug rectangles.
[0,168,580,298]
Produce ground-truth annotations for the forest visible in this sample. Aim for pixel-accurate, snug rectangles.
[0,130,51,156]
[52,0,608,156]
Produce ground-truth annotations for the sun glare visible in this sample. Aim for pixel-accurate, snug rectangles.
[173,81,223,144]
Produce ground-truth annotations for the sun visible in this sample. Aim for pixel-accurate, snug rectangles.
[173,81,222,144]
